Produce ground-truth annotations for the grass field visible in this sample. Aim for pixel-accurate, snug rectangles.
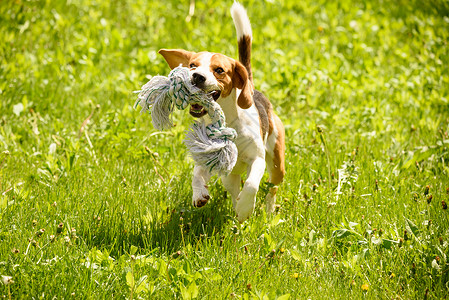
[1,0,449,298]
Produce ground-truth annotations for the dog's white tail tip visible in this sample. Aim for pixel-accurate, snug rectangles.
[231,1,252,40]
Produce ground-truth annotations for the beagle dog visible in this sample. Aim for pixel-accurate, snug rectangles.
[158,2,285,222]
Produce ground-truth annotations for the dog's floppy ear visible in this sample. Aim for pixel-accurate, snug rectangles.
[233,61,254,109]
[158,49,195,69]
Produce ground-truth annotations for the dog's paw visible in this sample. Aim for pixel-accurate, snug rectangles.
[235,200,254,223]
[193,194,210,208]
[235,189,256,223]
[192,185,210,208]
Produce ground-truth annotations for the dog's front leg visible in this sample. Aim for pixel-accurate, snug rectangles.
[235,157,266,222]
[192,165,212,207]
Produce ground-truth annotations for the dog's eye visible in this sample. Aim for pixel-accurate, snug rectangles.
[189,63,197,69]
[215,67,224,74]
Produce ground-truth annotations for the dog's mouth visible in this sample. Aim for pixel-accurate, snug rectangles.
[189,103,207,118]
[210,90,221,101]
[189,90,221,118]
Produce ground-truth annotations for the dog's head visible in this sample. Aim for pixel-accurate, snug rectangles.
[158,49,253,118]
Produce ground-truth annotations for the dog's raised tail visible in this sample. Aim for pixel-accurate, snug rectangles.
[231,2,253,83]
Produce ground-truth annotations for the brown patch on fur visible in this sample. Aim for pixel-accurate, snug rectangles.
[238,35,252,83]
[270,114,285,185]
[232,61,253,109]
[159,49,195,69]
[209,53,253,109]
[208,54,235,97]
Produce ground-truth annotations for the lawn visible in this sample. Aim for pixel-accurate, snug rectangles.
[1,0,449,298]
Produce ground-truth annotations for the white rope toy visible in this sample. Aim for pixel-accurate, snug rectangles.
[134,66,238,176]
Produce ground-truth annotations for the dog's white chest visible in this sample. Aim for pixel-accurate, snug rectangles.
[227,105,265,173]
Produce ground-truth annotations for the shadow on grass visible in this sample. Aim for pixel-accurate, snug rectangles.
[84,186,235,257]
[144,194,234,254]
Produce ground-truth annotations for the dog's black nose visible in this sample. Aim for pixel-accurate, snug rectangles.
[192,73,206,86]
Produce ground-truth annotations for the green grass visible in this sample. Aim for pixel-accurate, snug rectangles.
[1,0,449,298]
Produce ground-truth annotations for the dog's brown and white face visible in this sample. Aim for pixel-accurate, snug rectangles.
[158,49,254,117]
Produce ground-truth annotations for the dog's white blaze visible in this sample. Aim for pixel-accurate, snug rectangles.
[231,2,252,40]
[198,52,213,68]
[190,53,220,92]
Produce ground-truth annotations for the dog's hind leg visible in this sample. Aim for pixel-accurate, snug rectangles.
[265,114,285,214]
